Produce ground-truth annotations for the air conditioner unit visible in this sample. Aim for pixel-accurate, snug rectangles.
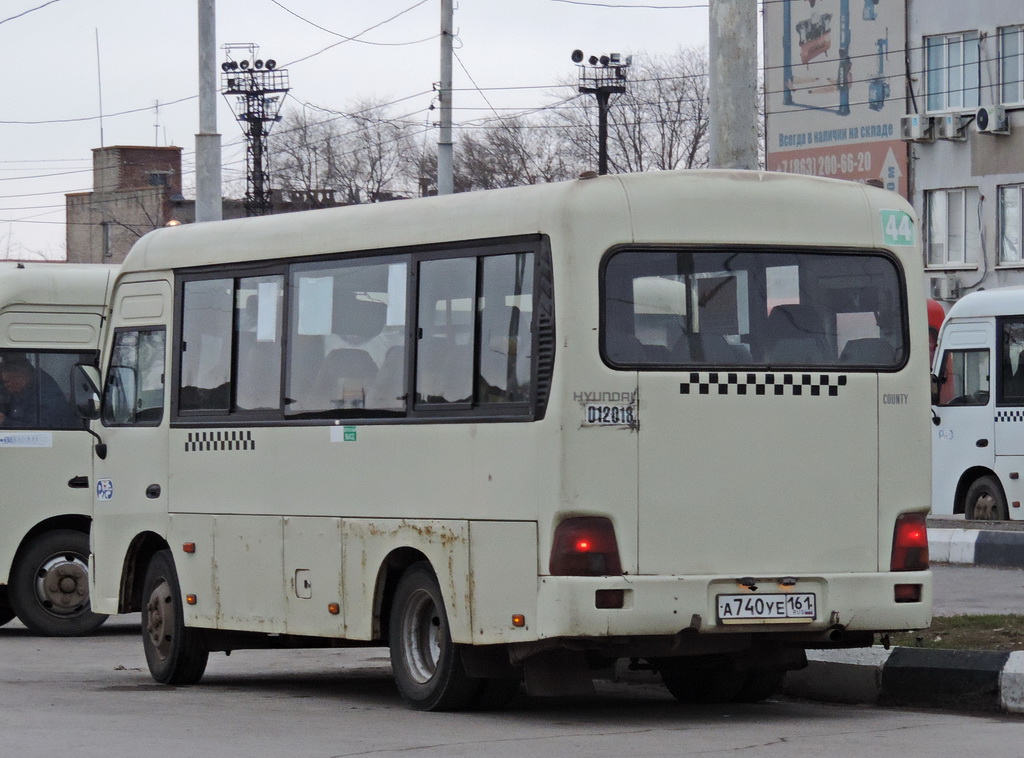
[930,276,951,300]
[976,105,1010,135]
[901,114,933,142]
[934,113,967,141]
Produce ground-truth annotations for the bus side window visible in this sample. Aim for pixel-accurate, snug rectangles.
[179,279,232,412]
[103,329,166,426]
[477,253,534,404]
[936,348,990,407]
[234,276,283,412]
[1000,320,1024,404]
[416,258,475,406]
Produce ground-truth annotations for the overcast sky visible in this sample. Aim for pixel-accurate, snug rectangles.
[0,0,714,260]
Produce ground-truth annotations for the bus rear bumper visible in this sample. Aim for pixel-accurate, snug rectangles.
[531,571,932,645]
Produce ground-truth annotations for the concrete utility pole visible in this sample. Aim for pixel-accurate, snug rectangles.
[196,0,223,222]
[437,0,454,195]
[708,0,759,170]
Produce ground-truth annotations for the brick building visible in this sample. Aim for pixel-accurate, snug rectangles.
[66,146,185,264]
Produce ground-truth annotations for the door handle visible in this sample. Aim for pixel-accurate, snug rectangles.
[67,476,89,489]
[977,439,989,448]
[146,484,162,499]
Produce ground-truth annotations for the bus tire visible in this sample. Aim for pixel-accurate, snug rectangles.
[965,475,1009,521]
[142,550,208,685]
[8,529,107,637]
[389,561,480,711]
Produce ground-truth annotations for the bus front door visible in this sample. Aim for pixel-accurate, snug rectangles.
[932,319,995,516]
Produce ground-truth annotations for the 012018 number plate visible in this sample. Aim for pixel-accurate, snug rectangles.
[716,593,816,624]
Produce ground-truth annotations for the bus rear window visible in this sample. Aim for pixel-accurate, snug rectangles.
[601,249,906,369]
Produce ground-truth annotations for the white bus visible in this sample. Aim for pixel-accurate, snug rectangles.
[75,170,931,710]
[0,262,117,635]
[931,287,1024,520]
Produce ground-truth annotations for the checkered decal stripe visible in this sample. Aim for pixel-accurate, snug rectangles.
[679,372,848,397]
[997,410,1024,423]
[186,430,255,452]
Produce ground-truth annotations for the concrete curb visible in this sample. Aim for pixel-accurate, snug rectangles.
[929,527,1024,569]
[784,648,1024,713]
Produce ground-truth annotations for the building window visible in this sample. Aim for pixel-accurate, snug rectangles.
[926,188,981,267]
[1001,26,1024,106]
[1000,185,1024,264]
[926,32,980,112]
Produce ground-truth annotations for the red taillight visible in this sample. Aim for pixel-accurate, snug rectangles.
[549,517,622,576]
[891,513,929,571]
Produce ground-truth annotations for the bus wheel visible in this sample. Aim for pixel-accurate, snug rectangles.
[965,475,1009,520]
[142,550,208,685]
[8,530,107,637]
[389,561,480,711]
[660,664,745,703]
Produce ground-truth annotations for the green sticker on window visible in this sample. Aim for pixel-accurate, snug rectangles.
[343,426,357,442]
[881,209,915,246]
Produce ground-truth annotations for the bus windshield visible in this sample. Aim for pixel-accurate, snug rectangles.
[602,248,906,369]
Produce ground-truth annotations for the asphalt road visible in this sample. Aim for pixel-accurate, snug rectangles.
[2,613,1024,758]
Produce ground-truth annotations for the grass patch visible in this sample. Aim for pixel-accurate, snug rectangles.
[889,615,1024,651]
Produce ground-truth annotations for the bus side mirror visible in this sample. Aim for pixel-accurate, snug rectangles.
[72,364,102,421]
[930,374,942,425]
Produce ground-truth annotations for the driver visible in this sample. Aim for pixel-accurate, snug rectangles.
[0,354,75,429]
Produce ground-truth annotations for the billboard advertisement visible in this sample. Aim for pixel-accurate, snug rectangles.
[764,0,908,198]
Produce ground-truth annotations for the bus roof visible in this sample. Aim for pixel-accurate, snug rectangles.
[944,287,1024,320]
[119,169,914,275]
[0,262,118,310]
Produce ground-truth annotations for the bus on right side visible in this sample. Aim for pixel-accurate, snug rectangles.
[932,287,1024,520]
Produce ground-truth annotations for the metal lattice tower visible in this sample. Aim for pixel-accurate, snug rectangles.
[221,44,290,216]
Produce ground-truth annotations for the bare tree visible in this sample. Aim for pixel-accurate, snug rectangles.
[270,45,713,202]
[272,98,419,204]
[454,116,575,191]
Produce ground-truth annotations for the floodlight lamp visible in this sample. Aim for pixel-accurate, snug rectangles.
[265,59,277,70]
[588,55,598,65]
[599,55,610,66]
[610,53,620,64]
[221,62,232,72]
[571,49,584,63]
[240,60,250,70]
[254,59,264,69]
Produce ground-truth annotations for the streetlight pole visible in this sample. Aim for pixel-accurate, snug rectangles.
[572,50,630,176]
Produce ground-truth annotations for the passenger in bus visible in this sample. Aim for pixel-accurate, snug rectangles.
[0,354,76,429]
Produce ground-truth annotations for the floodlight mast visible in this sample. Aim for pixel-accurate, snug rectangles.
[221,43,290,216]
[572,50,630,176]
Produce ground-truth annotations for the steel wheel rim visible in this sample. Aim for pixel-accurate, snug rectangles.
[145,578,174,662]
[400,588,442,684]
[33,552,89,617]
[974,492,998,519]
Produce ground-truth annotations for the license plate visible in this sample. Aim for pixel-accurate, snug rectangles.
[716,593,816,624]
